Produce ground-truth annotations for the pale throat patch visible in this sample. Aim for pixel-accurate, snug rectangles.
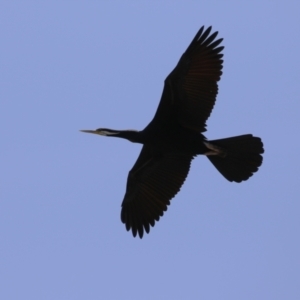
[100,130,120,136]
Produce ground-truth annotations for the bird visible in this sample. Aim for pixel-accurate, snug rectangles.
[81,26,264,238]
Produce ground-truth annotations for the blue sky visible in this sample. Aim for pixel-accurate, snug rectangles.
[1,2,299,299]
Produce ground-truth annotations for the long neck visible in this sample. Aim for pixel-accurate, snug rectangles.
[111,129,142,143]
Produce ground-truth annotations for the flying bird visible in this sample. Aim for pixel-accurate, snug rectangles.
[81,26,264,238]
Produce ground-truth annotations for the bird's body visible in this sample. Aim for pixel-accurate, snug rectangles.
[81,26,264,238]
[133,126,207,154]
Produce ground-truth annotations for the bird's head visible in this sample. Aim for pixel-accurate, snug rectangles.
[80,128,122,136]
[80,128,140,143]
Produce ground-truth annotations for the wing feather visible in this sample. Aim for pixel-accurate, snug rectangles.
[121,145,193,238]
[150,26,224,132]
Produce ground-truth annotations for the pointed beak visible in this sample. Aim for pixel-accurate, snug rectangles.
[80,130,99,135]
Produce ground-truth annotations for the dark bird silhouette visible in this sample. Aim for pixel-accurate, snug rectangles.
[81,26,264,238]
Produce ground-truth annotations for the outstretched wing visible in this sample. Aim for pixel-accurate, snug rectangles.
[121,145,194,238]
[151,26,224,132]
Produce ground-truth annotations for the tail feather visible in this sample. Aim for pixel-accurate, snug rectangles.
[207,134,264,182]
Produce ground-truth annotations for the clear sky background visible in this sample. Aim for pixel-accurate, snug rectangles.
[1,2,299,300]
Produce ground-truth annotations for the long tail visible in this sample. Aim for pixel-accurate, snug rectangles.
[205,134,264,182]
